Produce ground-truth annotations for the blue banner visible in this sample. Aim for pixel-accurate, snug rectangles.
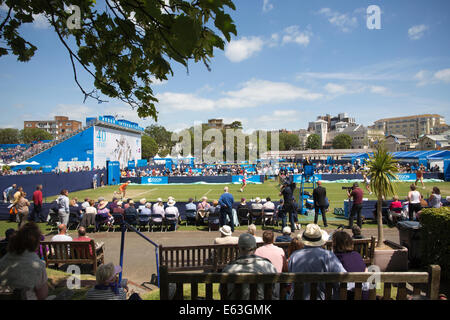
[395,173,416,181]
[137,159,148,167]
[141,176,168,184]
[292,174,322,183]
[127,160,136,169]
[232,175,263,183]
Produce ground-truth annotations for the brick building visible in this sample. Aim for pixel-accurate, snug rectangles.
[24,116,82,140]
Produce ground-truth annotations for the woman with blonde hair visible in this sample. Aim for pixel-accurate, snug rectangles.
[16,191,30,229]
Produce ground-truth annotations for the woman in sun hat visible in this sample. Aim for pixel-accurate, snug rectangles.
[288,224,345,300]
[165,197,179,231]
[97,200,114,227]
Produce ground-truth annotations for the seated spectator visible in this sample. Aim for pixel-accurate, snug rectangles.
[51,224,72,241]
[0,228,16,258]
[287,237,304,260]
[138,198,147,212]
[429,187,442,208]
[247,224,263,243]
[97,200,114,227]
[251,197,263,212]
[389,196,403,210]
[351,225,364,239]
[86,263,140,300]
[108,198,119,212]
[237,198,249,211]
[221,233,278,300]
[262,197,275,212]
[141,202,152,215]
[197,196,210,212]
[214,225,238,245]
[81,198,90,211]
[185,198,197,212]
[112,201,125,215]
[275,226,293,243]
[165,197,179,231]
[0,222,48,300]
[332,230,369,300]
[69,199,82,218]
[73,227,94,256]
[81,199,97,228]
[152,198,165,220]
[255,230,287,272]
[288,224,346,300]
[208,200,220,216]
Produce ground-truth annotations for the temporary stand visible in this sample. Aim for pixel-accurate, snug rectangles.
[298,165,317,215]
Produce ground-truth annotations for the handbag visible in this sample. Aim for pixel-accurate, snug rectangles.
[9,206,18,216]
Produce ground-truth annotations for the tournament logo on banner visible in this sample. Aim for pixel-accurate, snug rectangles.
[141,177,168,185]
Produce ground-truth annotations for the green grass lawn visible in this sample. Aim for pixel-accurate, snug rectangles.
[2,180,449,235]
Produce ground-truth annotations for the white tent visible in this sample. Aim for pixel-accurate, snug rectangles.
[29,161,40,165]
[18,161,31,165]
[8,161,19,166]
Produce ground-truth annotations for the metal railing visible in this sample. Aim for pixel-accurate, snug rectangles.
[118,222,161,288]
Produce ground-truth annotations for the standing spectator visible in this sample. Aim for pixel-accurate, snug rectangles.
[313,181,328,228]
[428,187,442,208]
[255,230,287,272]
[288,224,346,300]
[275,226,293,243]
[219,187,235,232]
[280,180,296,230]
[56,189,70,226]
[16,191,30,229]
[12,186,23,206]
[276,199,287,230]
[214,225,238,245]
[221,233,278,300]
[0,222,49,300]
[3,184,16,203]
[408,184,422,221]
[332,230,369,300]
[92,172,98,189]
[346,183,364,229]
[51,224,72,241]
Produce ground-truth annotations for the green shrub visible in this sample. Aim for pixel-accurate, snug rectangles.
[419,207,450,279]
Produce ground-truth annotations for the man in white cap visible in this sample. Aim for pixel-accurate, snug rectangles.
[275,226,293,243]
[288,224,346,300]
[214,225,238,245]
[222,233,278,300]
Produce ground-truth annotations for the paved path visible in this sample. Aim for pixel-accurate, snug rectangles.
[54,227,402,288]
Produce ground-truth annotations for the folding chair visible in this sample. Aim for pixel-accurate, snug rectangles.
[237,207,250,226]
[164,213,178,232]
[250,208,263,225]
[111,213,124,232]
[67,212,81,230]
[262,208,275,228]
[184,209,197,226]
[137,214,151,231]
[149,214,164,232]
[47,209,59,232]
[207,210,220,232]
[124,214,138,231]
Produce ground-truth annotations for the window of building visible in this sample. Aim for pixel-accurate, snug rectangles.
[66,123,71,126]
[26,123,32,127]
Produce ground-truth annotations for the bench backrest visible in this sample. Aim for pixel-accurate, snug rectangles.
[159,237,376,272]
[159,265,441,300]
[38,240,97,265]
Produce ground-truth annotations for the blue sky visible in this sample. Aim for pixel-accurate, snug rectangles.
[1,0,450,133]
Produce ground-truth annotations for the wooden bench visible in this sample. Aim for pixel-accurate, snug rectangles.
[160,264,441,300]
[159,237,376,273]
[38,240,105,274]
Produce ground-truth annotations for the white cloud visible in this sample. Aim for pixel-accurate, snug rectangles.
[434,68,450,83]
[218,79,323,108]
[414,70,431,86]
[224,36,264,62]
[370,85,389,94]
[408,25,428,40]
[156,92,215,111]
[48,105,94,122]
[318,8,358,32]
[257,109,298,124]
[32,13,50,29]
[149,76,167,86]
[324,83,389,96]
[324,83,347,94]
[281,26,311,46]
[262,0,273,13]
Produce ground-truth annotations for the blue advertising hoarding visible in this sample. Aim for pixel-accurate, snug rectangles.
[141,176,169,184]
[232,175,264,183]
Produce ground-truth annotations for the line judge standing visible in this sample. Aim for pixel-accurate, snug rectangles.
[219,186,235,232]
[313,181,328,228]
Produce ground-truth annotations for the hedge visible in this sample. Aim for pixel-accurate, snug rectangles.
[419,207,450,279]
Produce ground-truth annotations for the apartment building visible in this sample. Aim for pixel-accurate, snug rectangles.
[24,116,82,140]
[372,114,446,140]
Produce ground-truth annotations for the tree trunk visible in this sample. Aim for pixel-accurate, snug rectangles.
[376,195,384,247]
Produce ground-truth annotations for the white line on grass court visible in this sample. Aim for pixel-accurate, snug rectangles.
[132,188,158,198]
[202,189,212,197]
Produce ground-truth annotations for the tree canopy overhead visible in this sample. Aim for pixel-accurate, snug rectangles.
[0,0,237,120]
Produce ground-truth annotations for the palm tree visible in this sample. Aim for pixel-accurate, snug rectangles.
[366,142,399,247]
